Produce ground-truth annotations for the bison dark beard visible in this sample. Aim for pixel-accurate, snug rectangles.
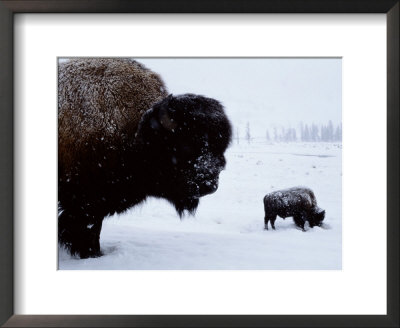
[173,197,200,217]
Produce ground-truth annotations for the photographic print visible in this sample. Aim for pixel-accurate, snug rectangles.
[58,58,342,270]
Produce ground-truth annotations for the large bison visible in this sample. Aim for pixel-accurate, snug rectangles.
[263,187,325,231]
[58,58,232,258]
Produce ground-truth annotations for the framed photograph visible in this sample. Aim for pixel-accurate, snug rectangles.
[1,1,398,327]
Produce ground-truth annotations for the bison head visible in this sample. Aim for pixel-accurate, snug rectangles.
[309,208,325,227]
[136,94,232,216]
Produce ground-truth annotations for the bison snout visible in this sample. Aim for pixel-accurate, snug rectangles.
[201,179,219,195]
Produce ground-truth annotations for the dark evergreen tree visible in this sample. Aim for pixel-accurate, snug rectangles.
[327,120,334,142]
[304,124,310,141]
[246,122,251,144]
[334,123,342,142]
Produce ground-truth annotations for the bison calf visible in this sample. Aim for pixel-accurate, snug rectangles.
[263,187,325,231]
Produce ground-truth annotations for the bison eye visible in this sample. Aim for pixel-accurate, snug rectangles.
[178,140,202,157]
[181,145,193,156]
[150,117,161,130]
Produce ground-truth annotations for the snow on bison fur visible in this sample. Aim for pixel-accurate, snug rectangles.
[263,187,325,231]
[58,58,232,258]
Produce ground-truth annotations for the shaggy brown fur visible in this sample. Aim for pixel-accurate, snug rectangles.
[58,58,167,171]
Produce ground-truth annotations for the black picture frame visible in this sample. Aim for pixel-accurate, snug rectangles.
[0,1,398,327]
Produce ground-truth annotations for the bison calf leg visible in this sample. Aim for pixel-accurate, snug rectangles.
[270,216,277,230]
[264,216,269,230]
[264,216,276,230]
[58,210,103,259]
[293,215,306,231]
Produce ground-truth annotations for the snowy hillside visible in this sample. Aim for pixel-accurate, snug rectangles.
[59,141,342,270]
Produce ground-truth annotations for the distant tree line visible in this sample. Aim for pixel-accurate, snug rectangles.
[266,121,342,142]
[298,121,342,142]
[234,121,342,144]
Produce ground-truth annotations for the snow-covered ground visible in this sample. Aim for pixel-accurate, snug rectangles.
[59,141,342,270]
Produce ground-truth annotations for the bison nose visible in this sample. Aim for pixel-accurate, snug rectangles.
[218,156,226,169]
[200,180,218,195]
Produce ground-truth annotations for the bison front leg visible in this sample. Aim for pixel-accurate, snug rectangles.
[264,215,269,230]
[264,216,276,230]
[270,216,277,230]
[58,209,104,259]
[293,214,306,231]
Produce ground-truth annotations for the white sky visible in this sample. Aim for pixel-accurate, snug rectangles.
[139,58,342,137]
